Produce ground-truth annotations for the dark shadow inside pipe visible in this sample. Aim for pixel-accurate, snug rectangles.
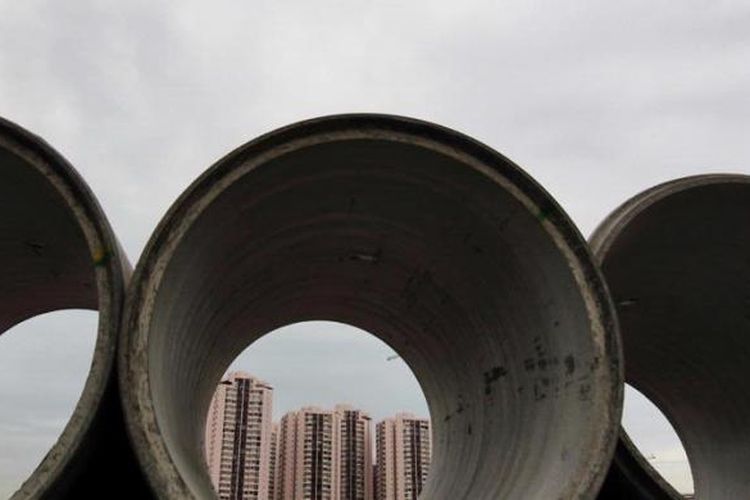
[0,132,100,499]
[0,146,98,335]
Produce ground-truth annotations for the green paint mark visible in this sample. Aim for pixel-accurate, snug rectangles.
[537,205,554,223]
[93,247,111,266]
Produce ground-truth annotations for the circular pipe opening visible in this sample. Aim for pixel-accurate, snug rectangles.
[591,174,750,500]
[224,321,431,423]
[205,320,432,500]
[0,310,98,497]
[121,114,622,499]
[623,384,694,495]
[0,117,130,498]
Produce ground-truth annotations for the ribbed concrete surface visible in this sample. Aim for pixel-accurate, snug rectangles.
[120,115,623,499]
[592,175,750,499]
[0,117,149,499]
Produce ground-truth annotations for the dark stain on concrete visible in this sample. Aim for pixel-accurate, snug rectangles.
[564,355,576,375]
[25,240,45,256]
[483,365,507,395]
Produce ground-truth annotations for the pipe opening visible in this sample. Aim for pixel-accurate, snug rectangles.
[0,144,99,335]
[623,384,694,496]
[204,320,431,499]
[0,118,128,498]
[592,174,750,499]
[0,310,98,497]
[123,116,620,499]
[221,321,430,422]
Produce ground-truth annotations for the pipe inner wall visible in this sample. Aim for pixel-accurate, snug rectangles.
[591,174,750,499]
[0,117,133,498]
[121,115,622,499]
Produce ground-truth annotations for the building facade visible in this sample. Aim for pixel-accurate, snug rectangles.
[275,405,373,500]
[205,371,275,500]
[204,372,428,500]
[276,407,340,500]
[336,405,373,500]
[375,414,431,500]
[269,423,279,500]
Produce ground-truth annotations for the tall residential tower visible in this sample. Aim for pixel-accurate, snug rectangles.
[275,405,373,500]
[336,405,373,500]
[276,407,339,500]
[375,414,431,500]
[205,372,275,500]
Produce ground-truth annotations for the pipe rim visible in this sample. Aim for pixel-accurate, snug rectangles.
[120,113,623,499]
[590,173,750,260]
[0,117,130,499]
[591,173,750,499]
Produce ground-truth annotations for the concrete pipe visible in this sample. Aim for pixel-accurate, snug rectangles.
[120,114,622,499]
[591,174,750,499]
[0,117,150,498]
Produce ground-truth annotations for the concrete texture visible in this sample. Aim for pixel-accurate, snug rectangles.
[0,117,150,499]
[119,114,623,499]
[592,174,750,499]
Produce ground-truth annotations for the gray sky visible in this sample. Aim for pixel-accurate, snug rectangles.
[229,322,429,424]
[1,0,749,496]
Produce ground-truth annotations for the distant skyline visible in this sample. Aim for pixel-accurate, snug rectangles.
[205,370,430,500]
[206,372,275,499]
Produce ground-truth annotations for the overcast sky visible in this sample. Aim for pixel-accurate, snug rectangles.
[1,0,749,496]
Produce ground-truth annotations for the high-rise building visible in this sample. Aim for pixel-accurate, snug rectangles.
[275,405,373,500]
[276,407,339,500]
[269,423,279,500]
[205,371,275,500]
[336,405,373,500]
[375,414,431,500]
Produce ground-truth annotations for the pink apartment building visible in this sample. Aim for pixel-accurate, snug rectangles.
[338,405,374,500]
[375,414,431,500]
[269,423,279,500]
[275,405,373,500]
[205,372,275,500]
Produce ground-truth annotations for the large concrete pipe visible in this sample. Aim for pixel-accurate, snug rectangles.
[0,118,150,498]
[120,114,623,499]
[591,175,750,499]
